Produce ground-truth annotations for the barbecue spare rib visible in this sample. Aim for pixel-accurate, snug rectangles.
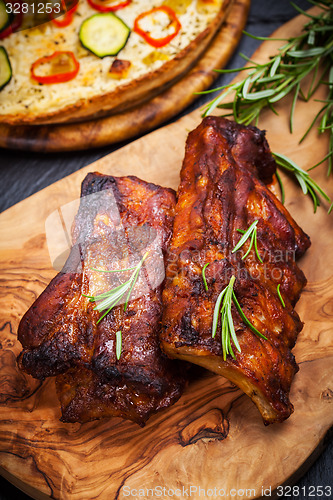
[18,173,186,425]
[161,116,310,424]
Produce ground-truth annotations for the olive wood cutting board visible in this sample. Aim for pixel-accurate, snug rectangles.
[0,0,250,153]
[0,7,332,500]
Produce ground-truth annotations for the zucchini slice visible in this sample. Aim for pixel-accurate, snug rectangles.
[0,0,12,34]
[79,13,130,58]
[0,46,12,90]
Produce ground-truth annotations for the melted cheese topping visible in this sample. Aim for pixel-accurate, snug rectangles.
[0,0,224,118]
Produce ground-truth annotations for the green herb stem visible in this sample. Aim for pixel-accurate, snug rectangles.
[116,330,122,360]
[212,276,267,360]
[232,220,263,262]
[275,171,286,204]
[199,1,333,208]
[273,152,331,212]
[277,284,286,308]
[202,263,209,292]
[83,251,149,323]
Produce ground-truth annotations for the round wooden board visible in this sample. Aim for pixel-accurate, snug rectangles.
[0,0,250,153]
[0,7,332,500]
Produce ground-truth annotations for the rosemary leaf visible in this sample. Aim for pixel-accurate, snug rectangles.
[95,287,129,313]
[212,276,267,361]
[214,65,258,74]
[290,82,300,133]
[273,152,331,212]
[241,30,287,42]
[253,229,263,263]
[227,306,241,354]
[202,263,209,292]
[232,220,262,262]
[299,104,327,143]
[307,150,333,171]
[116,330,122,360]
[245,89,276,100]
[277,284,286,308]
[212,288,228,339]
[232,292,268,340]
[124,266,142,311]
[232,220,258,253]
[242,230,256,260]
[287,47,326,57]
[85,251,149,323]
[270,55,281,77]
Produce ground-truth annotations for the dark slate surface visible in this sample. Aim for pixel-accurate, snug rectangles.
[0,1,332,499]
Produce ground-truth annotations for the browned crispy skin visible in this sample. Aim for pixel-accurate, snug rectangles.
[18,173,186,425]
[161,117,311,424]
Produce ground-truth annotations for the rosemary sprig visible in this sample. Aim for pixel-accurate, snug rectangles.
[202,263,209,291]
[231,292,268,340]
[116,330,122,360]
[199,1,333,208]
[277,284,286,308]
[202,2,333,136]
[212,275,267,361]
[232,220,263,262]
[273,152,330,212]
[83,251,148,324]
[212,276,240,360]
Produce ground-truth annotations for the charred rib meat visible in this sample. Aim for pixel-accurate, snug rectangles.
[18,173,186,425]
[161,117,310,424]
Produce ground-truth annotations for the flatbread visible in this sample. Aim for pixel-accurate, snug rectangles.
[0,0,232,125]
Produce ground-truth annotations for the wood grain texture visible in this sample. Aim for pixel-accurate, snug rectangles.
[0,7,333,500]
[0,0,250,152]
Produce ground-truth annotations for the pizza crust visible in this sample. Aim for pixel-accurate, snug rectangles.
[0,0,232,125]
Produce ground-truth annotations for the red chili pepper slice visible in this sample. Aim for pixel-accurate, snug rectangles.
[87,0,131,13]
[133,6,181,48]
[52,1,79,28]
[31,51,80,84]
[0,0,23,39]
